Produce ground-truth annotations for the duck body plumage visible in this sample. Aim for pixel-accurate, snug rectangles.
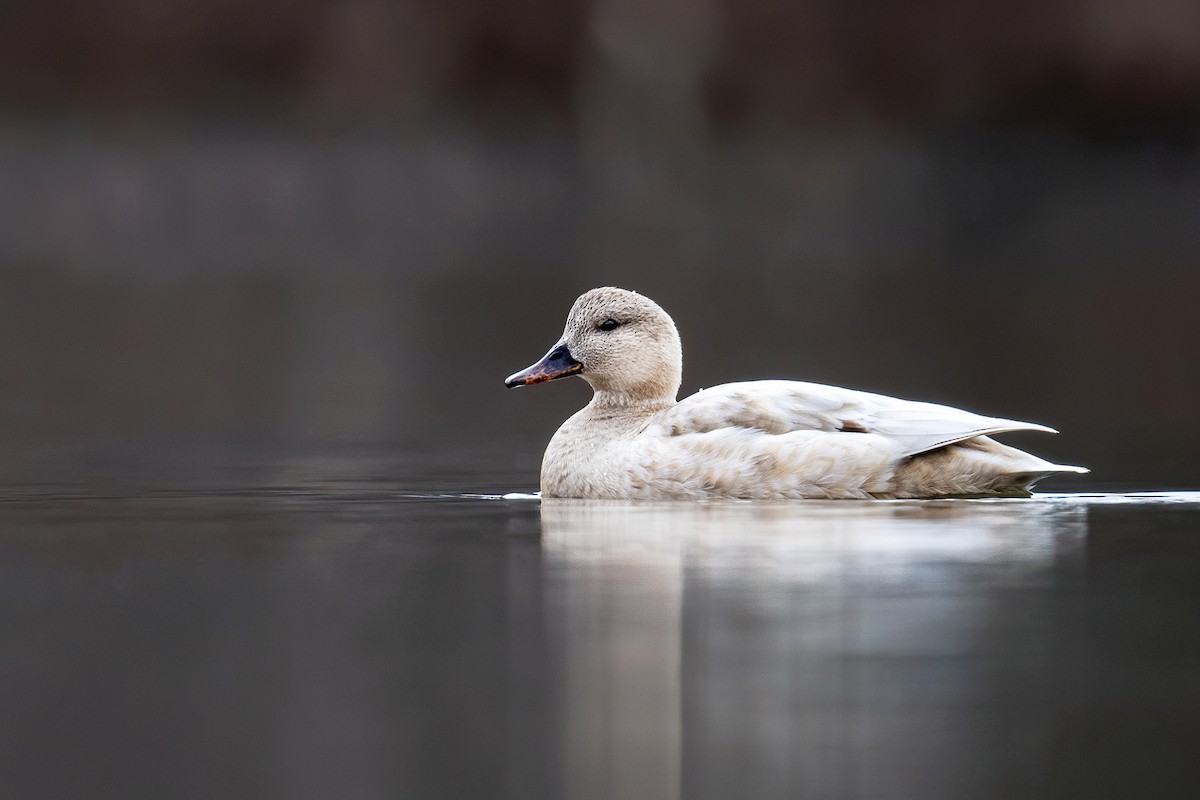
[506,288,1087,500]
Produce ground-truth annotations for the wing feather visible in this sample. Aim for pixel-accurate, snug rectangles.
[651,381,1056,458]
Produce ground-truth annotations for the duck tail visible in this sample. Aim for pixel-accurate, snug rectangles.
[888,436,1088,498]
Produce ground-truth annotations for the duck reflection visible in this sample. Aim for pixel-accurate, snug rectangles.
[537,498,1088,800]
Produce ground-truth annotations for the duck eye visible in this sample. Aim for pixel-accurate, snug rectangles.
[598,319,621,331]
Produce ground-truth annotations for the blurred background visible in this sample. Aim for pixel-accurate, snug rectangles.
[2,0,1198,486]
[5,7,1200,799]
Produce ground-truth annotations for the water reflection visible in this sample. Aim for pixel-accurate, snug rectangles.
[542,497,1090,573]
[3,478,1198,800]
[539,498,1095,800]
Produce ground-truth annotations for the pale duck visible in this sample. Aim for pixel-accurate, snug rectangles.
[504,287,1087,499]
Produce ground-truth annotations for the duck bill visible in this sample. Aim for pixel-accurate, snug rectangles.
[505,343,583,388]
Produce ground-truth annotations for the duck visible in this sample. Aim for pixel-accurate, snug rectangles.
[504,287,1087,500]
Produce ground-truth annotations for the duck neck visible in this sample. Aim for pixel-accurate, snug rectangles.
[588,390,676,417]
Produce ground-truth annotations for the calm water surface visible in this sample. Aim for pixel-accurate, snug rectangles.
[1,448,1198,799]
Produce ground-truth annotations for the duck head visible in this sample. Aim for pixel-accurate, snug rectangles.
[504,287,683,406]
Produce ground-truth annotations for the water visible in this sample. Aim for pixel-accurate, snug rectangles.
[2,448,1199,799]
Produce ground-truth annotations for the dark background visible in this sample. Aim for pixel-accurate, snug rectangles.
[3,8,1200,800]
[3,0,1198,486]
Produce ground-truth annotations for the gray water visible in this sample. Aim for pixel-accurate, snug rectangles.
[2,448,1199,799]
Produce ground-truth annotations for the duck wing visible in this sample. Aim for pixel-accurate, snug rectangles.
[652,380,1057,458]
